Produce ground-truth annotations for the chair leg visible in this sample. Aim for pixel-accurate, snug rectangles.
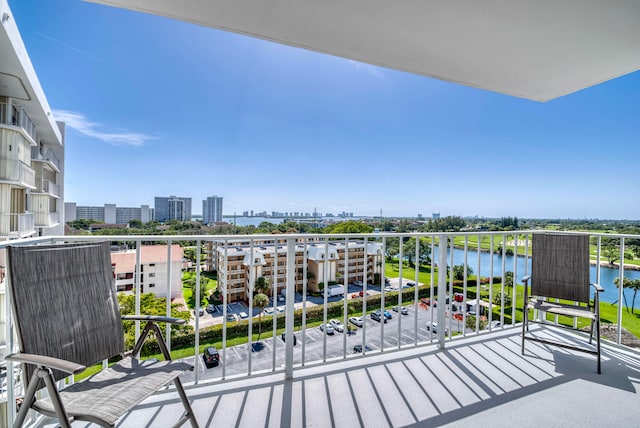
[521,305,528,355]
[13,372,40,428]
[173,377,199,428]
[589,318,595,344]
[596,316,601,375]
[42,368,72,428]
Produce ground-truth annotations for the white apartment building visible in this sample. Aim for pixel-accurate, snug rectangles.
[65,202,152,224]
[111,244,184,299]
[214,239,383,302]
[202,195,223,224]
[0,0,65,240]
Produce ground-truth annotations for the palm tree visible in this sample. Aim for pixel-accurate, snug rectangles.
[253,293,270,342]
[255,276,270,295]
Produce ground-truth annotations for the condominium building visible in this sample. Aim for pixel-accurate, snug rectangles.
[0,0,65,240]
[154,195,191,222]
[65,202,152,223]
[111,244,184,298]
[202,195,223,224]
[213,239,383,302]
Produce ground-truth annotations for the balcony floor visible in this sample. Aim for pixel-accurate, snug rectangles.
[45,326,640,427]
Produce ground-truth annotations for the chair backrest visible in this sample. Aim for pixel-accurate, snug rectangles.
[7,242,124,385]
[531,233,590,303]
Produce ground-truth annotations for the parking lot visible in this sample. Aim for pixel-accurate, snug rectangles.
[181,302,468,383]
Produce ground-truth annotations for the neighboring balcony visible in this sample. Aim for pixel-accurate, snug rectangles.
[1,230,639,427]
[0,158,35,189]
[33,211,59,228]
[30,148,61,172]
[31,178,59,198]
[0,101,37,143]
[0,212,35,238]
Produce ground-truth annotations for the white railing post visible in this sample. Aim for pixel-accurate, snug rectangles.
[284,237,296,379]
[437,235,447,348]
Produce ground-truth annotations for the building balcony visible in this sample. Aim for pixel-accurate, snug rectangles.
[32,179,59,197]
[33,211,59,228]
[0,212,35,238]
[30,147,61,172]
[0,101,37,143]
[0,158,35,189]
[1,230,639,427]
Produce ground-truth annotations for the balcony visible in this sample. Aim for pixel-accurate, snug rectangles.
[32,179,59,197]
[0,212,35,238]
[1,230,639,427]
[0,101,37,143]
[30,148,61,172]
[0,158,35,189]
[33,211,59,228]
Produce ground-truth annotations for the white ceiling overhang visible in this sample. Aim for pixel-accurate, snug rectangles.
[88,0,640,102]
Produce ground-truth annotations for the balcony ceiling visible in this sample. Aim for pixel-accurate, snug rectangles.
[89,0,640,102]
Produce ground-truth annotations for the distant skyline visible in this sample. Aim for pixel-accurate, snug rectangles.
[10,1,640,220]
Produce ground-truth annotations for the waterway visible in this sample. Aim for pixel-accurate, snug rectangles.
[432,247,640,306]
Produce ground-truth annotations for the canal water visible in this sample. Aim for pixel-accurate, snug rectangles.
[432,247,640,306]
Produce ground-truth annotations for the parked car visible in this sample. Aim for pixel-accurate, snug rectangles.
[349,316,363,327]
[239,312,249,319]
[320,323,335,334]
[383,310,392,320]
[329,319,344,332]
[353,344,373,353]
[277,294,285,302]
[406,281,416,287]
[197,308,204,316]
[276,306,285,313]
[352,280,363,287]
[383,286,395,293]
[281,332,298,345]
[203,346,220,368]
[371,310,387,323]
[206,304,216,313]
[226,313,238,322]
[392,306,409,315]
[426,322,447,335]
[263,307,274,316]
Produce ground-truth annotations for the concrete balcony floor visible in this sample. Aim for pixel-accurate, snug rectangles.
[45,326,640,427]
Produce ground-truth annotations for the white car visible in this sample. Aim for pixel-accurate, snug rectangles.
[239,312,249,319]
[263,307,274,316]
[320,323,335,334]
[329,319,344,332]
[349,316,363,327]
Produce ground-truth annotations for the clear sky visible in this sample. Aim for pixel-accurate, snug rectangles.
[10,1,640,219]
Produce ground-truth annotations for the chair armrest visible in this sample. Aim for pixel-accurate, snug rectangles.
[122,315,186,325]
[591,283,604,293]
[522,275,531,284]
[6,352,86,375]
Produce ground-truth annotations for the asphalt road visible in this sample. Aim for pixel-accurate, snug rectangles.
[180,303,467,383]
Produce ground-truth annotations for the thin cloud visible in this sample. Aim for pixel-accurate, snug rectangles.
[54,110,156,147]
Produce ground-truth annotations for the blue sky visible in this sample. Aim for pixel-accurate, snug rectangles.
[10,1,640,219]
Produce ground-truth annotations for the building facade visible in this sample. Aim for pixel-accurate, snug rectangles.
[154,195,191,222]
[212,239,383,302]
[202,195,223,224]
[111,244,184,298]
[0,1,65,240]
[65,202,152,224]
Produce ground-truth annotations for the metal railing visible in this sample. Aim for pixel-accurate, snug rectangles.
[0,101,37,142]
[31,148,61,172]
[1,230,639,425]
